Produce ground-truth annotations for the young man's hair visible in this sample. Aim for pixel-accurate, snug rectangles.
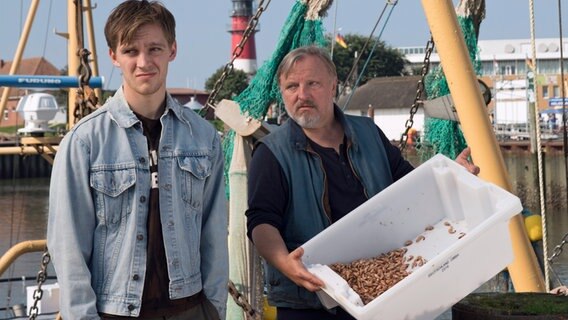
[104,0,176,51]
[276,45,337,85]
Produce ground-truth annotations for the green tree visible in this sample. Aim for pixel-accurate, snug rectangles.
[329,34,408,87]
[205,67,249,103]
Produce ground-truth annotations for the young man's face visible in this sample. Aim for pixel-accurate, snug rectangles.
[109,23,176,101]
[279,55,337,129]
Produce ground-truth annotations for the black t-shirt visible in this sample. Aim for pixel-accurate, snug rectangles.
[137,114,203,317]
[137,114,170,316]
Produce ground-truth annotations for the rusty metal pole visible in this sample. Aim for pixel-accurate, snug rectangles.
[421,0,546,292]
[84,0,103,101]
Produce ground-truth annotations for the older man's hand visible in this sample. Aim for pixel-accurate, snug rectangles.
[550,286,568,296]
[456,147,480,175]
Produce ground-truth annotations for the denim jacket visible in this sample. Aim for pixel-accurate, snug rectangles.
[259,106,393,308]
[47,88,228,319]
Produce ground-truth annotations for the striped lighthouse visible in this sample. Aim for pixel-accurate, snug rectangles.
[229,0,258,75]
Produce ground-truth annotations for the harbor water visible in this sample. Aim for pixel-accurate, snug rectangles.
[1,152,567,319]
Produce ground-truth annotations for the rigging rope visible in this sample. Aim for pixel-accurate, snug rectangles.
[4,162,39,313]
[558,0,568,220]
[341,1,398,111]
[528,0,550,292]
[329,0,339,59]
[41,0,53,58]
[337,1,390,100]
[4,172,21,312]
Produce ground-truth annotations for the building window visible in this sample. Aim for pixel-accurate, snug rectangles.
[504,65,516,75]
[543,85,549,99]
[3,110,8,120]
[553,85,560,97]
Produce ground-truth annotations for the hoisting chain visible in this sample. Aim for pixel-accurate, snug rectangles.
[203,0,272,114]
[228,280,261,320]
[204,0,270,317]
[398,36,435,152]
[547,232,568,286]
[28,250,51,320]
[74,48,99,123]
[549,233,568,262]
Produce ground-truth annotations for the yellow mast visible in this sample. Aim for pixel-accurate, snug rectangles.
[421,0,546,292]
[67,0,81,128]
[0,0,40,125]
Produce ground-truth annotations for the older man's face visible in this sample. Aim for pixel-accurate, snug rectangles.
[279,55,337,129]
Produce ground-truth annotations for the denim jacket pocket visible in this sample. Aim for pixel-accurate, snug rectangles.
[90,165,136,225]
[177,155,211,210]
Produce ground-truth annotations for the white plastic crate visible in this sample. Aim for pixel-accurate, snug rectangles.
[302,154,522,320]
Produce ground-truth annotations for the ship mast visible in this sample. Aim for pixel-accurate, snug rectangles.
[422,0,546,293]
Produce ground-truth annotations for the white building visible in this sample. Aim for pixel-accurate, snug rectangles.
[398,38,568,78]
[338,76,424,141]
[342,38,568,140]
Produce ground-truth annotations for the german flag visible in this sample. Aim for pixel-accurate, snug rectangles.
[335,33,348,49]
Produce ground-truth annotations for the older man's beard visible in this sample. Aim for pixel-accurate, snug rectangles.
[289,100,321,129]
[293,113,321,128]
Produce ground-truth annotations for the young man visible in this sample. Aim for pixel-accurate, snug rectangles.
[246,45,479,320]
[47,1,228,319]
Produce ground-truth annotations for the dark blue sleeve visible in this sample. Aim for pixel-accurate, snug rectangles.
[245,143,289,241]
[376,126,415,181]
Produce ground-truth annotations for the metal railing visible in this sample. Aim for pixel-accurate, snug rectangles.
[0,240,46,278]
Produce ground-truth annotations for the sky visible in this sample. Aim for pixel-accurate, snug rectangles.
[1,0,567,91]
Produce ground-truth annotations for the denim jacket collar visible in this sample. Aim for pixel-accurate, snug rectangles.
[288,104,359,152]
[106,87,191,131]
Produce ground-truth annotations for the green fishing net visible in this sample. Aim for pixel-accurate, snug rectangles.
[420,16,481,161]
[222,0,329,197]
